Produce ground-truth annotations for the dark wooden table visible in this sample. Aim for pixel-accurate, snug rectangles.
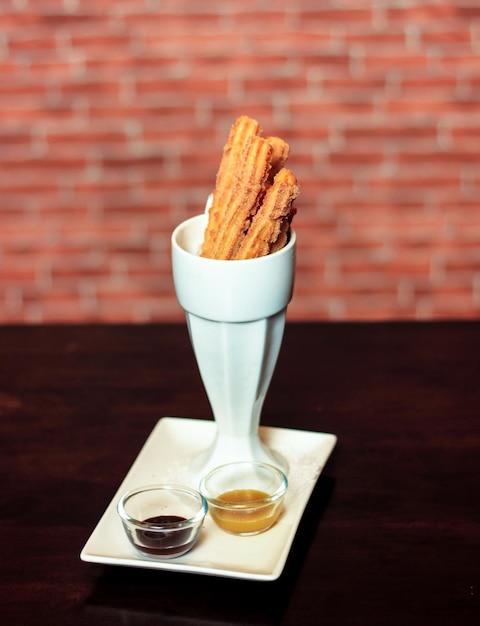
[1,322,479,625]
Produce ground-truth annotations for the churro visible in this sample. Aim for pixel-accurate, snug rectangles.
[201,116,261,259]
[265,136,290,184]
[201,115,299,260]
[212,135,273,260]
[235,168,299,260]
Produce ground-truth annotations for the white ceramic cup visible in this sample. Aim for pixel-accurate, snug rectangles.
[172,214,295,322]
[171,213,296,483]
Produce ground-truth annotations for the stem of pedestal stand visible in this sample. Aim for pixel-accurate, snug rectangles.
[186,309,288,484]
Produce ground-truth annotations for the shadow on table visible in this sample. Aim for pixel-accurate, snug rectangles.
[83,475,336,625]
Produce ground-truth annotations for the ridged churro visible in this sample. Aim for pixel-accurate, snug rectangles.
[235,168,299,260]
[201,116,261,259]
[212,135,273,260]
[201,115,299,260]
[265,136,290,184]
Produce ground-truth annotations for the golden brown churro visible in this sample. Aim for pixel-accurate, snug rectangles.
[213,135,272,260]
[201,116,261,259]
[235,168,298,260]
[265,136,290,184]
[201,116,299,260]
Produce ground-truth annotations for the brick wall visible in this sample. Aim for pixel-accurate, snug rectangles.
[1,0,480,323]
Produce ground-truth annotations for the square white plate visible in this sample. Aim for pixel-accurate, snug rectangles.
[80,417,336,581]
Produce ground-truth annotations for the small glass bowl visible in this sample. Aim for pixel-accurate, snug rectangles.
[199,461,288,536]
[117,484,207,559]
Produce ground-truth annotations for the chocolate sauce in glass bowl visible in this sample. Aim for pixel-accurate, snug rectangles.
[117,484,207,559]
[134,515,195,556]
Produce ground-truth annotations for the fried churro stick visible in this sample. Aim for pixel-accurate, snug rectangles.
[266,136,290,184]
[269,218,292,253]
[212,135,273,260]
[201,116,260,258]
[234,168,299,260]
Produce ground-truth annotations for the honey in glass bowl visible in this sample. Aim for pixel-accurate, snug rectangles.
[200,462,288,536]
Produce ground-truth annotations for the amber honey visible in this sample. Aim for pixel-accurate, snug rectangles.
[210,488,282,534]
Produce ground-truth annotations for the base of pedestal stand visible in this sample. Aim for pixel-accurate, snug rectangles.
[187,431,289,488]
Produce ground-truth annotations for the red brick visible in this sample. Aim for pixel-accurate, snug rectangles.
[365,54,431,73]
[421,29,473,45]
[297,8,373,25]
[386,6,462,24]
[0,258,37,283]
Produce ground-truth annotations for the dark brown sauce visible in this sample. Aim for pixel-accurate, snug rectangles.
[134,515,194,556]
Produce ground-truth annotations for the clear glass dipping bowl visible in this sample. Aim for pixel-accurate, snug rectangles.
[117,484,207,559]
[199,461,288,536]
